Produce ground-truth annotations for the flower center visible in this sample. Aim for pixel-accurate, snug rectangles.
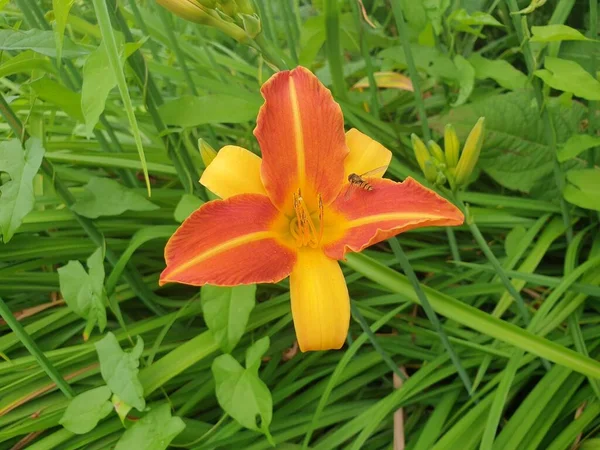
[289,189,323,248]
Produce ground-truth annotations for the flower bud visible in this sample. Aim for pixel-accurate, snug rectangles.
[411,134,430,172]
[155,0,212,24]
[444,124,460,168]
[156,0,250,42]
[198,139,217,167]
[422,159,439,184]
[428,140,446,165]
[455,117,485,187]
[239,13,261,38]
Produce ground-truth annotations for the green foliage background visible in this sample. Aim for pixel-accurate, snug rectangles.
[0,0,600,448]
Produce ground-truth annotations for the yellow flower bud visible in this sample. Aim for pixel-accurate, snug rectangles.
[444,124,460,168]
[198,139,217,167]
[455,117,485,187]
[156,0,249,42]
[411,134,431,173]
[428,140,446,165]
[155,0,212,24]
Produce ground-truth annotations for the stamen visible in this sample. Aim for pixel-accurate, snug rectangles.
[290,189,322,248]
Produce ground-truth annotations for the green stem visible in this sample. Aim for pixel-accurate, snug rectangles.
[391,0,430,140]
[324,0,347,100]
[253,32,289,70]
[446,227,461,263]
[0,297,75,398]
[389,239,473,395]
[454,194,531,324]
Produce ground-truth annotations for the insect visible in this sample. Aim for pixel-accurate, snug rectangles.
[345,166,387,199]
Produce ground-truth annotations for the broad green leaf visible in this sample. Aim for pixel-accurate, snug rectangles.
[452,55,475,106]
[59,386,112,434]
[202,285,256,354]
[212,337,272,436]
[431,91,586,192]
[58,248,108,337]
[559,41,600,74]
[95,332,146,411]
[0,138,44,243]
[0,29,87,58]
[174,194,203,223]
[0,51,55,78]
[563,169,600,211]
[449,8,503,35]
[534,57,600,101]
[505,225,527,258]
[72,177,158,219]
[114,403,185,450]
[530,25,591,43]
[557,134,600,162]
[81,40,120,135]
[158,95,262,127]
[52,0,75,64]
[245,336,270,373]
[112,393,132,425]
[29,78,84,122]
[469,54,528,91]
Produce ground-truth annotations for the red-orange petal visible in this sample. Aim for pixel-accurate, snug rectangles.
[160,194,296,286]
[323,177,464,260]
[254,66,348,214]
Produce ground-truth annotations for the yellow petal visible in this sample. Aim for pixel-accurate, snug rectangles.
[290,249,350,352]
[344,129,392,181]
[200,145,267,199]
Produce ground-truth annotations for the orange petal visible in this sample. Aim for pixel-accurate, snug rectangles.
[255,66,348,213]
[352,71,414,91]
[160,194,296,286]
[323,178,464,260]
[290,249,350,352]
[344,129,392,181]
[200,145,267,199]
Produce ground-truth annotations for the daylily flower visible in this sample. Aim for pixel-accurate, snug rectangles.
[160,67,463,352]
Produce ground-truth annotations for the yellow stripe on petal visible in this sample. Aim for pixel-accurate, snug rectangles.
[200,145,267,199]
[290,249,350,352]
[344,129,392,181]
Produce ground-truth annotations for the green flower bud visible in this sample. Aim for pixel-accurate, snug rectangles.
[444,124,460,168]
[428,140,446,165]
[198,139,217,167]
[455,117,485,187]
[423,159,438,184]
[411,134,431,173]
[156,0,249,42]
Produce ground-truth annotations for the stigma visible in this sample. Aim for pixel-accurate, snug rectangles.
[290,189,324,248]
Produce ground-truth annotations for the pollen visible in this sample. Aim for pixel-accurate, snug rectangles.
[290,189,324,248]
